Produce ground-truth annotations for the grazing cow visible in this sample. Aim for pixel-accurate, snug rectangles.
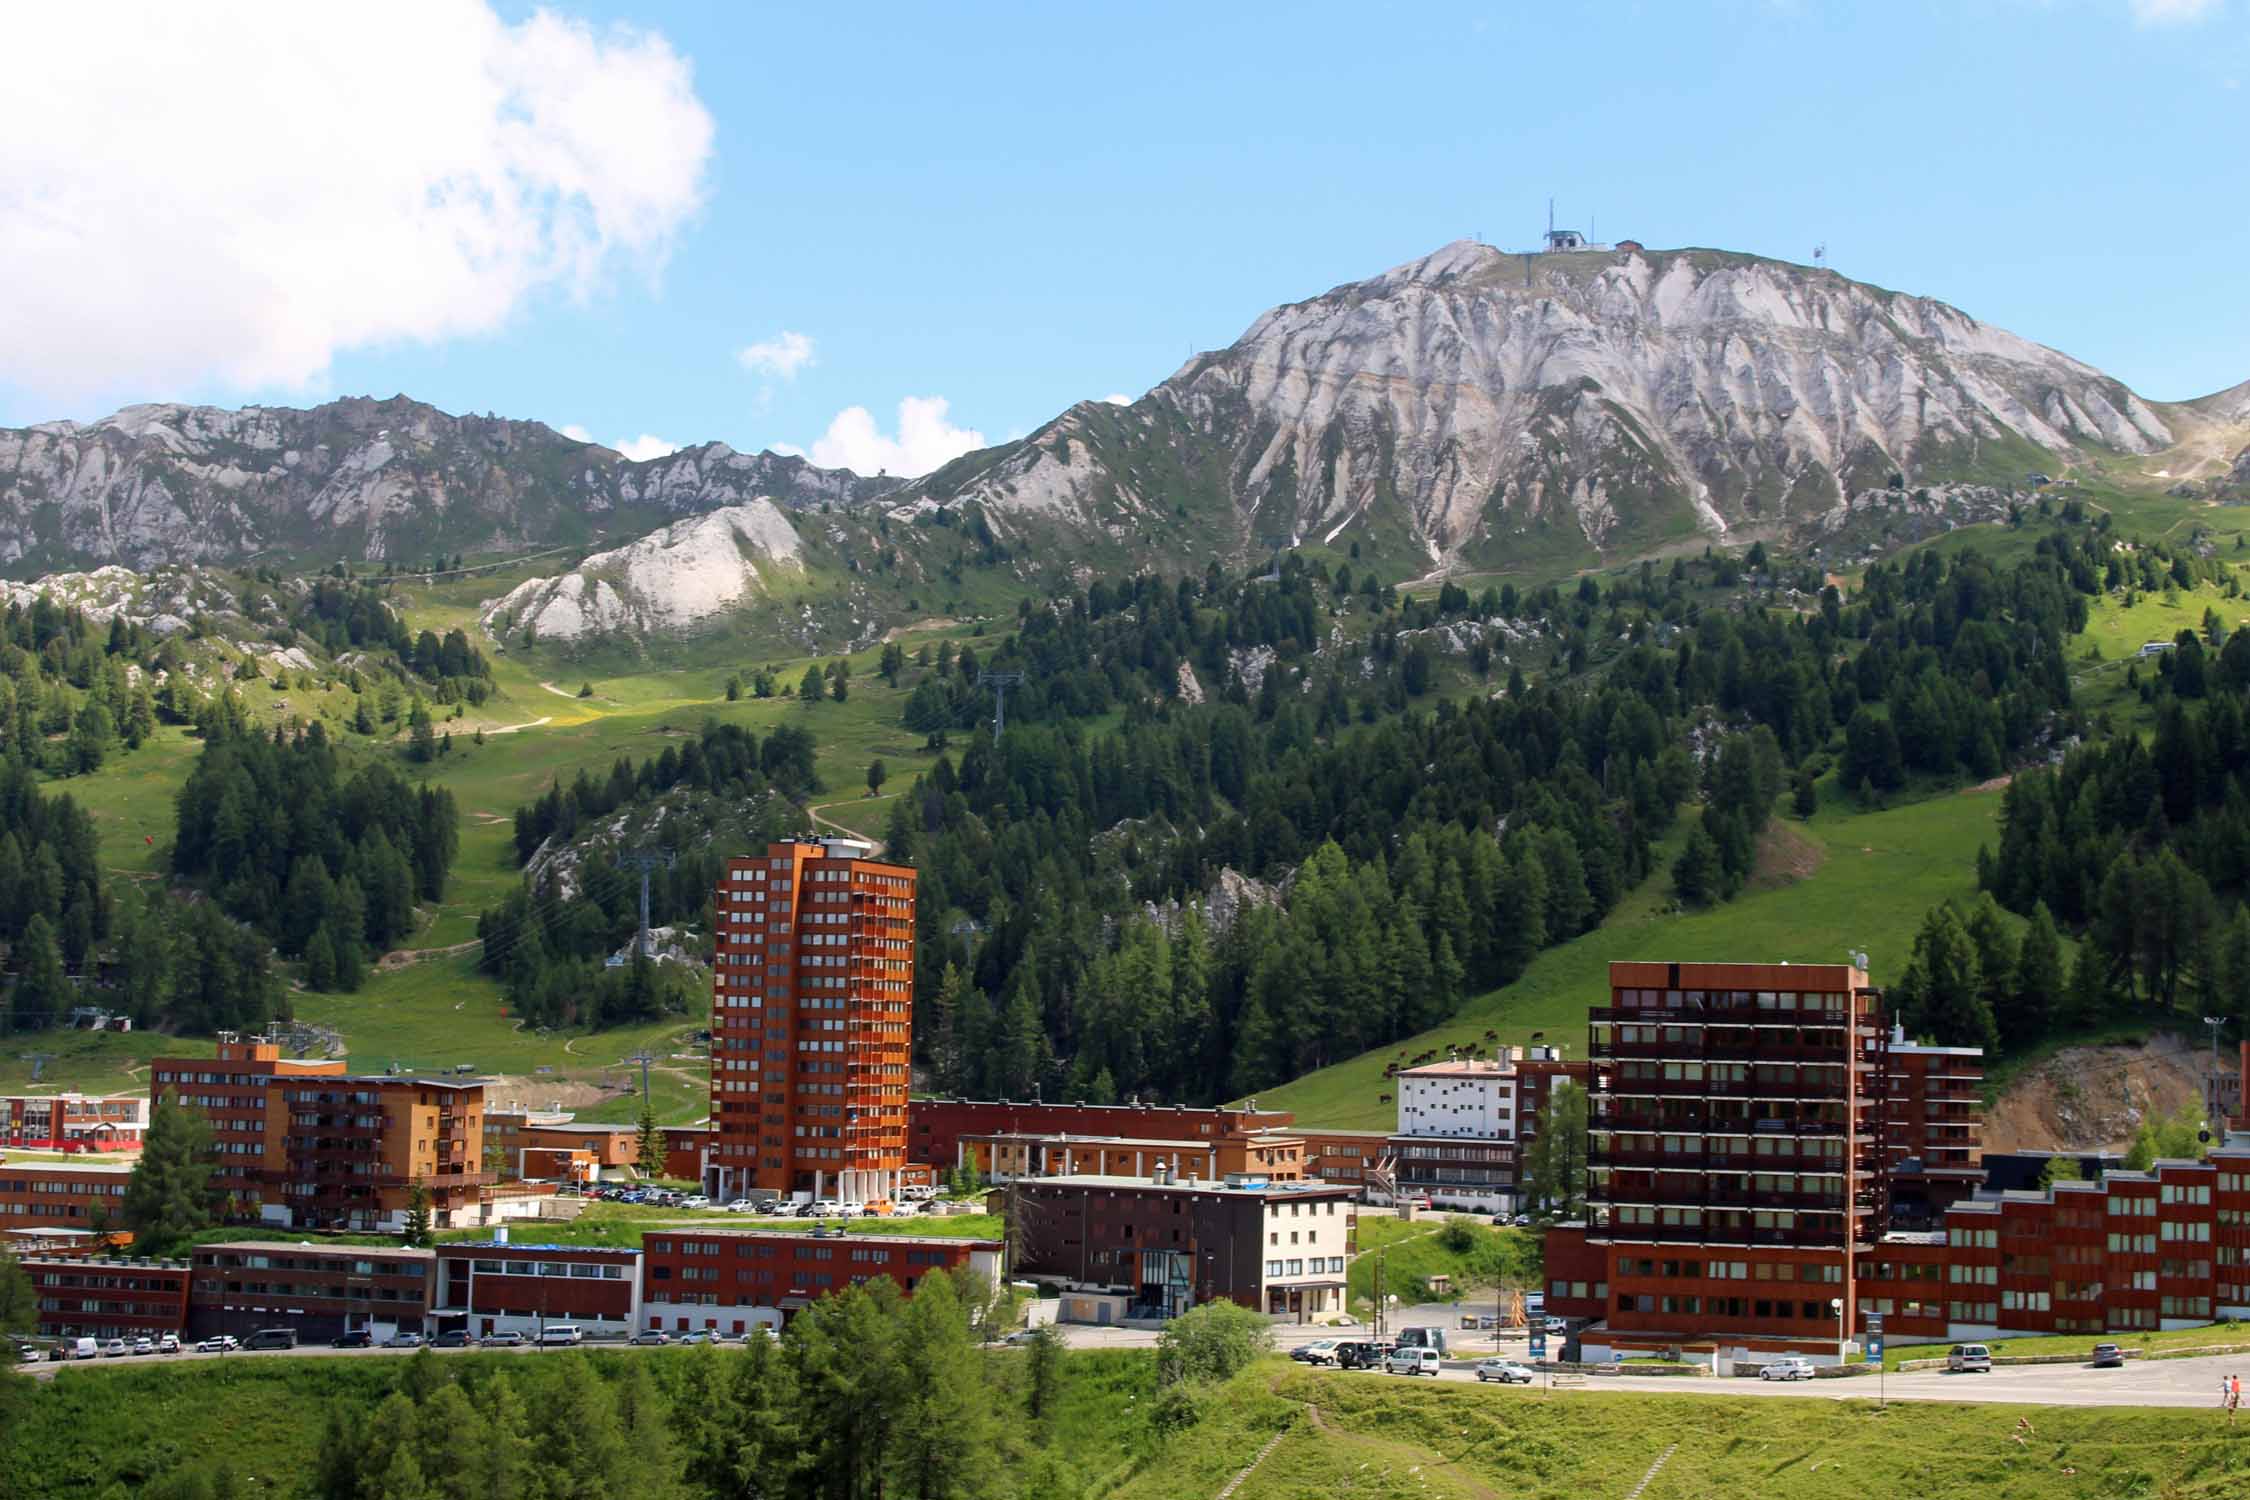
[1378,1093,1393,1104]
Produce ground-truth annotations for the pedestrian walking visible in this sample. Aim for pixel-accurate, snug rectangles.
[2232,1374,2243,1423]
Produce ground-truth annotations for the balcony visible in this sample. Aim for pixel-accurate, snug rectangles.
[1585,1222,1861,1249]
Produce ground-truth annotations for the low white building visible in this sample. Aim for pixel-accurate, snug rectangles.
[1383,1048,1579,1215]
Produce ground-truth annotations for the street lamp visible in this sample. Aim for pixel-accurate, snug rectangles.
[1831,1296,1845,1367]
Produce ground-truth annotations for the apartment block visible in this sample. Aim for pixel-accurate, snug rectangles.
[1880,1026,1985,1227]
[21,1254,190,1339]
[151,1034,347,1211]
[189,1241,435,1342]
[432,1241,642,1339]
[1383,1047,1589,1214]
[640,1227,1001,1335]
[0,1159,133,1234]
[707,838,916,1205]
[907,1098,1294,1173]
[1292,1129,1392,1190]
[1008,1172,1358,1321]
[151,1035,491,1231]
[1581,962,1886,1362]
[1,1092,149,1151]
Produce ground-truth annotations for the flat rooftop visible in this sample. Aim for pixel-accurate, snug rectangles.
[196,1241,435,1259]
[965,1130,1302,1149]
[649,1228,1005,1250]
[0,1157,136,1175]
[1397,1060,1516,1078]
[1016,1173,1358,1199]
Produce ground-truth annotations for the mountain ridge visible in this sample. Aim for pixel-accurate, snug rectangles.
[5,242,2245,592]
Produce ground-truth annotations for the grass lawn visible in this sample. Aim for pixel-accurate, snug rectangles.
[1226,1363,2250,1499]
[1883,1319,2250,1371]
[1345,1214,1540,1310]
[1253,788,2003,1128]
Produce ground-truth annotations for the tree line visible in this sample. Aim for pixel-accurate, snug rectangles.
[171,720,459,990]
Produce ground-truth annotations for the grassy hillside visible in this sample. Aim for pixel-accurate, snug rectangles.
[1252,788,2001,1128]
[12,1348,2247,1500]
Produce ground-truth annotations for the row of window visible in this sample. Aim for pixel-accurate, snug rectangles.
[1263,1257,1345,1278]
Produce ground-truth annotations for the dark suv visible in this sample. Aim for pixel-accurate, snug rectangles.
[332,1330,374,1349]
[1335,1340,1396,1370]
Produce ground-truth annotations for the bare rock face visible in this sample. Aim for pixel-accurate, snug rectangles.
[480,501,805,643]
[920,242,2178,565]
[0,395,890,570]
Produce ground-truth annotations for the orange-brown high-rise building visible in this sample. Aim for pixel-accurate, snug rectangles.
[707,838,916,1205]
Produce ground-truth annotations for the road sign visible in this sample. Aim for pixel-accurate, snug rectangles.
[1866,1335,1883,1366]
[1528,1329,1548,1360]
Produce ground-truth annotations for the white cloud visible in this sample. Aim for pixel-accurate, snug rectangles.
[556,424,678,461]
[2129,0,2219,23]
[806,397,985,478]
[614,434,681,462]
[1102,393,1133,405]
[0,3,715,404]
[738,331,816,381]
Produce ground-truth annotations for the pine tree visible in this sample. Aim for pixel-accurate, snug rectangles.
[11,912,69,1028]
[2010,901,2065,1049]
[304,925,339,991]
[121,1088,218,1254]
[888,1271,994,1498]
[730,1330,801,1497]
[0,1246,35,1334]
[637,1095,667,1179]
[1896,905,1996,1052]
[1671,827,1721,907]
[403,1177,431,1247]
[799,666,825,702]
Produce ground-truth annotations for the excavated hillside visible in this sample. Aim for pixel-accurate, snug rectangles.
[1983,1032,2214,1154]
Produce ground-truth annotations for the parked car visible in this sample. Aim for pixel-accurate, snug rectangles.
[386,1332,424,1349]
[244,1328,298,1351]
[1475,1358,1535,1384]
[157,1334,181,1354]
[197,1335,240,1353]
[806,1199,843,1217]
[538,1324,584,1347]
[678,1329,717,1345]
[1512,1214,1533,1227]
[1542,1317,1568,1334]
[131,1337,155,1355]
[678,1195,711,1209]
[333,1330,375,1348]
[1291,1339,1341,1365]
[1385,1347,1442,1377]
[1334,1340,1394,1370]
[432,1330,477,1349]
[2091,1343,2125,1368]
[484,1331,527,1348]
[1760,1357,1817,1382]
[101,1338,129,1357]
[17,1343,42,1363]
[629,1330,671,1346]
[1947,1343,1993,1374]
[1001,1329,1044,1346]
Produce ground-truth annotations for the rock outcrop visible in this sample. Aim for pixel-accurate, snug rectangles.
[480,501,805,643]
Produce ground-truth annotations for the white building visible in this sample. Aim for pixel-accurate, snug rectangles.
[1384,1047,1578,1215]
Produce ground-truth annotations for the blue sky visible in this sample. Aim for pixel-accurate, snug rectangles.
[4,1,2245,471]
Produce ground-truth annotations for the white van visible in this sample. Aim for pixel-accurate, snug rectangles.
[70,1337,99,1361]
[538,1324,583,1347]
[1385,1346,1442,1377]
